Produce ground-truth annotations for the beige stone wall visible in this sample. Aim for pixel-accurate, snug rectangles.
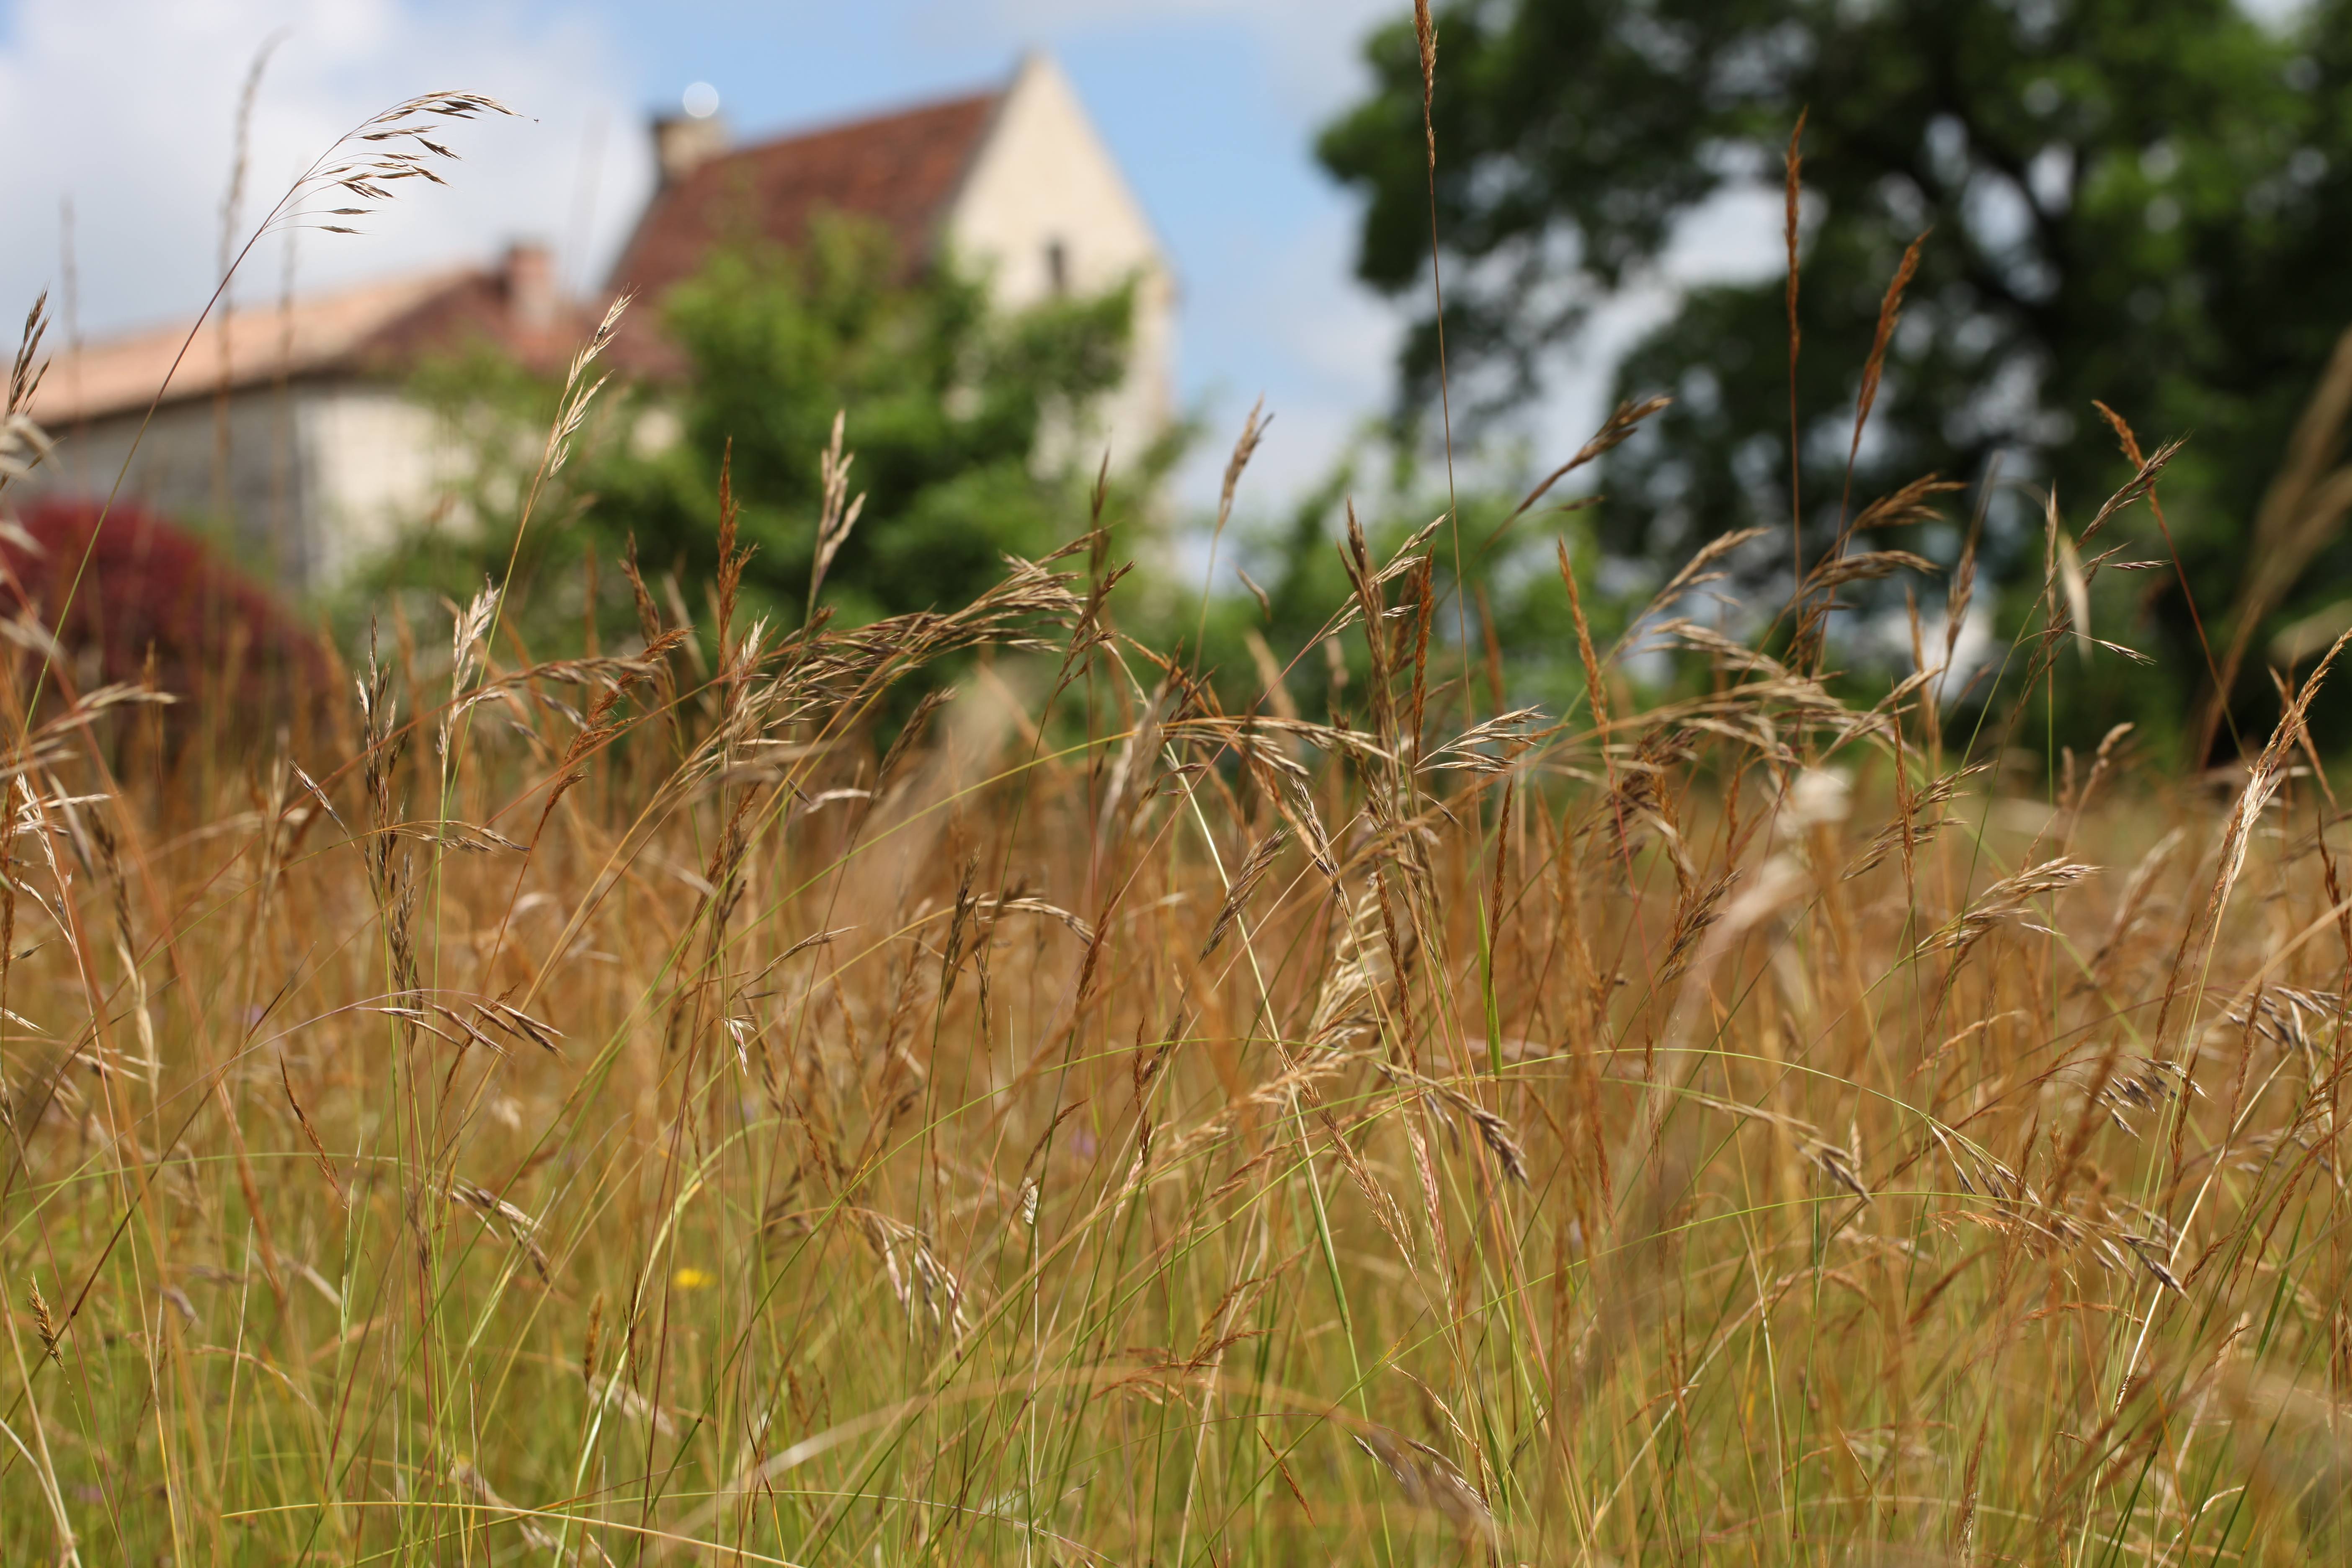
[23,390,314,583]
[19,383,462,594]
[296,387,464,587]
[945,54,1178,473]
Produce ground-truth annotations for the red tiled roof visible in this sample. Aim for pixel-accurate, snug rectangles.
[356,267,590,380]
[603,90,1002,374]
[31,255,591,426]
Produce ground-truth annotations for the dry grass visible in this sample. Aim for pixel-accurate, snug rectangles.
[2,380,2352,1565]
[12,85,2352,1568]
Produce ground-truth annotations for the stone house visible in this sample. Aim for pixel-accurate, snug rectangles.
[23,248,584,590]
[23,52,1175,594]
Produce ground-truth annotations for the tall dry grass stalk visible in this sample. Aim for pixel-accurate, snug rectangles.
[2200,324,2352,755]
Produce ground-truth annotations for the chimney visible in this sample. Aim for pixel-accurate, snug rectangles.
[653,113,729,184]
[503,241,559,332]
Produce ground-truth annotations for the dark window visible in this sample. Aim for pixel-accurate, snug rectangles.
[1045,238,1069,296]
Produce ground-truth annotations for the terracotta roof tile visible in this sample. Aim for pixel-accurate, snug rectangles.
[603,90,1001,375]
[31,256,592,427]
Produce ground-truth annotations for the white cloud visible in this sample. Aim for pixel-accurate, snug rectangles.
[0,0,649,343]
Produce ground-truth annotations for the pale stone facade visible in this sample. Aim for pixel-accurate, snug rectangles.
[941,54,1177,468]
[36,384,463,590]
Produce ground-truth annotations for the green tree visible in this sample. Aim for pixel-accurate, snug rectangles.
[1320,0,2352,748]
[388,213,1162,641]
[1188,436,1632,733]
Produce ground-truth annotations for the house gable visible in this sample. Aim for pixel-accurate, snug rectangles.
[596,56,1179,444]
[944,54,1176,458]
[943,54,1165,314]
[603,92,1001,310]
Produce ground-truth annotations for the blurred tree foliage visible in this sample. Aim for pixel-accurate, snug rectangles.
[1321,0,2352,752]
[386,214,1168,646]
[1192,445,1634,732]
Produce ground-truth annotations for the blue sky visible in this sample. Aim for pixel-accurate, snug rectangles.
[0,0,1780,512]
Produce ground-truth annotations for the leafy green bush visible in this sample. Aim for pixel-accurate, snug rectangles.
[376,213,1176,651]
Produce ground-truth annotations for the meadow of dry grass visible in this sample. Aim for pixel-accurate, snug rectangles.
[5,353,2352,1567]
[12,60,2352,1568]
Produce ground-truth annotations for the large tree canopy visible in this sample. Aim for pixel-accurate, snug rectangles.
[1320,0,2352,741]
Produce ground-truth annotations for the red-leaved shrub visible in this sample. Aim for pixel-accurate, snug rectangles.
[0,498,330,708]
